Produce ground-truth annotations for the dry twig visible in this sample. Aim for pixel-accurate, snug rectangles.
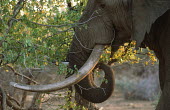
[0,87,7,110]
[6,64,39,84]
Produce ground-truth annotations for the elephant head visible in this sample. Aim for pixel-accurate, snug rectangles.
[10,0,170,105]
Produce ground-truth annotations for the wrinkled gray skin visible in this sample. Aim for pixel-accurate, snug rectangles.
[141,10,170,110]
[67,0,170,109]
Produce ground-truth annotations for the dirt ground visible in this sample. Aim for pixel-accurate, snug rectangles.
[97,89,156,110]
[39,88,156,110]
[1,64,158,110]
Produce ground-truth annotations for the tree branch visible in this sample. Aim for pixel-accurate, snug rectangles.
[0,87,6,110]
[6,97,25,110]
[6,65,39,84]
[12,12,100,29]
[6,0,26,34]
[6,94,20,106]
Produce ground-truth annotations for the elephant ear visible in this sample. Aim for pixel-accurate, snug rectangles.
[132,0,170,47]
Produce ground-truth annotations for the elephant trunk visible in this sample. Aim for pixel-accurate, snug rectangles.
[67,36,114,103]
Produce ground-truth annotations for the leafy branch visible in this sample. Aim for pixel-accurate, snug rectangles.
[6,0,26,34]
[6,64,39,84]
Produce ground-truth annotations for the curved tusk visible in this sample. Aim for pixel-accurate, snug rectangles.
[10,45,105,92]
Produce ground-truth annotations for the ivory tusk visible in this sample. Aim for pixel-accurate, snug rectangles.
[10,45,105,92]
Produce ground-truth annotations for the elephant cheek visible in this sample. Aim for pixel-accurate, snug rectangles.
[88,28,115,45]
[86,18,115,45]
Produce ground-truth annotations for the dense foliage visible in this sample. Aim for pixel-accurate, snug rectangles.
[0,0,87,68]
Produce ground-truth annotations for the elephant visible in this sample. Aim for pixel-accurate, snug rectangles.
[10,0,170,110]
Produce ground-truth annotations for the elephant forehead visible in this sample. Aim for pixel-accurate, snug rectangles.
[99,0,132,33]
[100,0,130,9]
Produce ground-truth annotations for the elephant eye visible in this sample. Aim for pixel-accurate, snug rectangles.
[100,3,106,8]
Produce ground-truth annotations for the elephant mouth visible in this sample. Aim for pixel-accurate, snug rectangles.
[10,45,105,92]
